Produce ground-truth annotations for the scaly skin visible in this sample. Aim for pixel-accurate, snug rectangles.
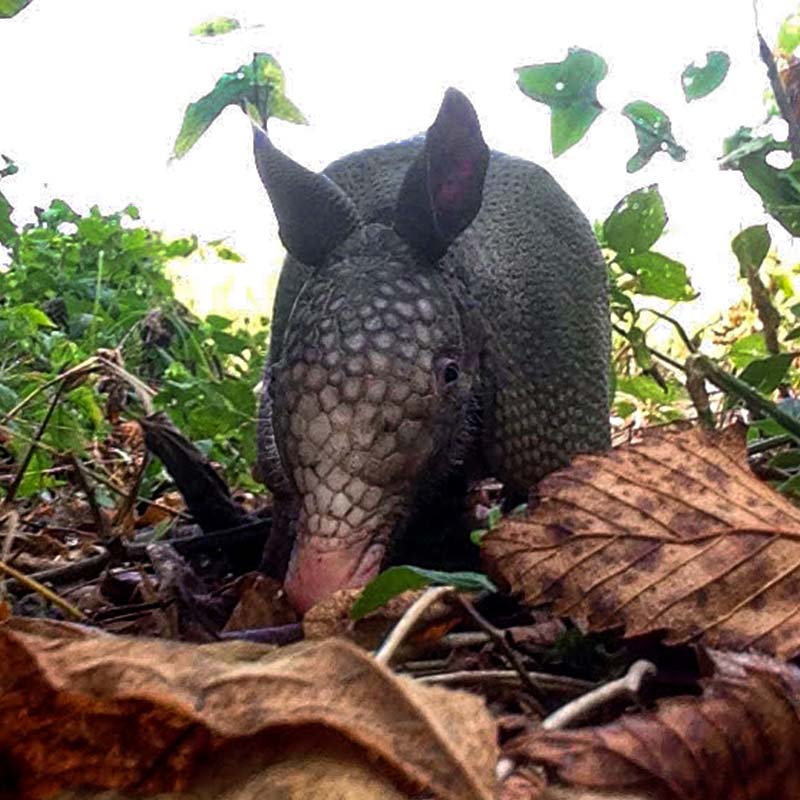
[255,93,610,612]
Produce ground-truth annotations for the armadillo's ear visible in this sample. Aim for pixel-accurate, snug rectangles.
[395,88,489,261]
[253,126,361,267]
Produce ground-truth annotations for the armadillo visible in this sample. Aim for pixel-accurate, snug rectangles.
[252,88,610,612]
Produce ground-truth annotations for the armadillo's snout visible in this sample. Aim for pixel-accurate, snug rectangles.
[270,263,462,612]
[283,534,385,613]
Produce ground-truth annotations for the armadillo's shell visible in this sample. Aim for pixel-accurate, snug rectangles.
[265,138,610,492]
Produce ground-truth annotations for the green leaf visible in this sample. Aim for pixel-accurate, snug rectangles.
[616,374,668,403]
[626,326,653,370]
[778,13,800,56]
[774,272,794,298]
[172,53,307,160]
[738,354,794,394]
[205,314,233,331]
[622,251,695,300]
[214,245,244,263]
[732,225,770,278]
[0,0,32,18]
[622,101,687,173]
[470,528,487,545]
[728,332,769,369]
[720,129,800,237]
[769,449,800,470]
[350,566,496,620]
[190,16,240,37]
[516,48,607,157]
[15,450,55,499]
[604,185,666,256]
[0,189,15,245]
[165,236,198,258]
[0,154,17,178]
[550,103,603,158]
[681,51,730,102]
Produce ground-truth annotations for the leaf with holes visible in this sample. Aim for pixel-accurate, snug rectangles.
[681,51,730,102]
[721,129,800,237]
[603,185,666,257]
[516,48,607,157]
[624,251,695,301]
[622,101,686,173]
[483,423,800,659]
[507,650,800,799]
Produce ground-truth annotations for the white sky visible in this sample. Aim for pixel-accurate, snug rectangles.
[0,0,797,321]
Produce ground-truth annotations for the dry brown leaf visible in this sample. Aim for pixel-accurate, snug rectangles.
[222,573,296,631]
[303,587,458,651]
[505,650,800,800]
[53,731,409,799]
[0,617,497,800]
[483,424,800,658]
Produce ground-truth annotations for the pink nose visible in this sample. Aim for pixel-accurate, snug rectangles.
[283,536,385,614]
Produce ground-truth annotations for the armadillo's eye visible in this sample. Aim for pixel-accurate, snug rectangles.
[443,361,460,384]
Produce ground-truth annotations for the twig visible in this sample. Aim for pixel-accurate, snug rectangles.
[3,381,65,505]
[0,354,155,427]
[0,509,19,564]
[640,308,697,353]
[612,324,685,372]
[695,355,800,441]
[112,450,151,529]
[0,357,99,425]
[375,586,454,665]
[415,669,594,695]
[757,28,800,159]
[441,631,491,648]
[457,595,547,716]
[0,559,86,620]
[542,659,656,731]
[70,454,111,542]
[685,355,715,429]
[748,433,795,455]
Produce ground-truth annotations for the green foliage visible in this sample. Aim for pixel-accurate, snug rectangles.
[0,191,268,498]
[622,101,686,173]
[350,566,496,620]
[721,129,800,237]
[738,354,794,394]
[732,225,771,278]
[602,185,695,303]
[778,12,800,56]
[172,53,306,160]
[190,17,241,38]
[516,48,606,157]
[0,0,31,18]
[681,51,730,102]
[603,185,666,257]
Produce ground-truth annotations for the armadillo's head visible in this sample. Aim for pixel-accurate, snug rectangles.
[253,88,490,612]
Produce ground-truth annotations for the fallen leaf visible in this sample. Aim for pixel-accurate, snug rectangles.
[483,424,800,658]
[303,586,459,652]
[505,650,800,800]
[0,616,497,800]
[223,572,295,631]
[54,732,409,799]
